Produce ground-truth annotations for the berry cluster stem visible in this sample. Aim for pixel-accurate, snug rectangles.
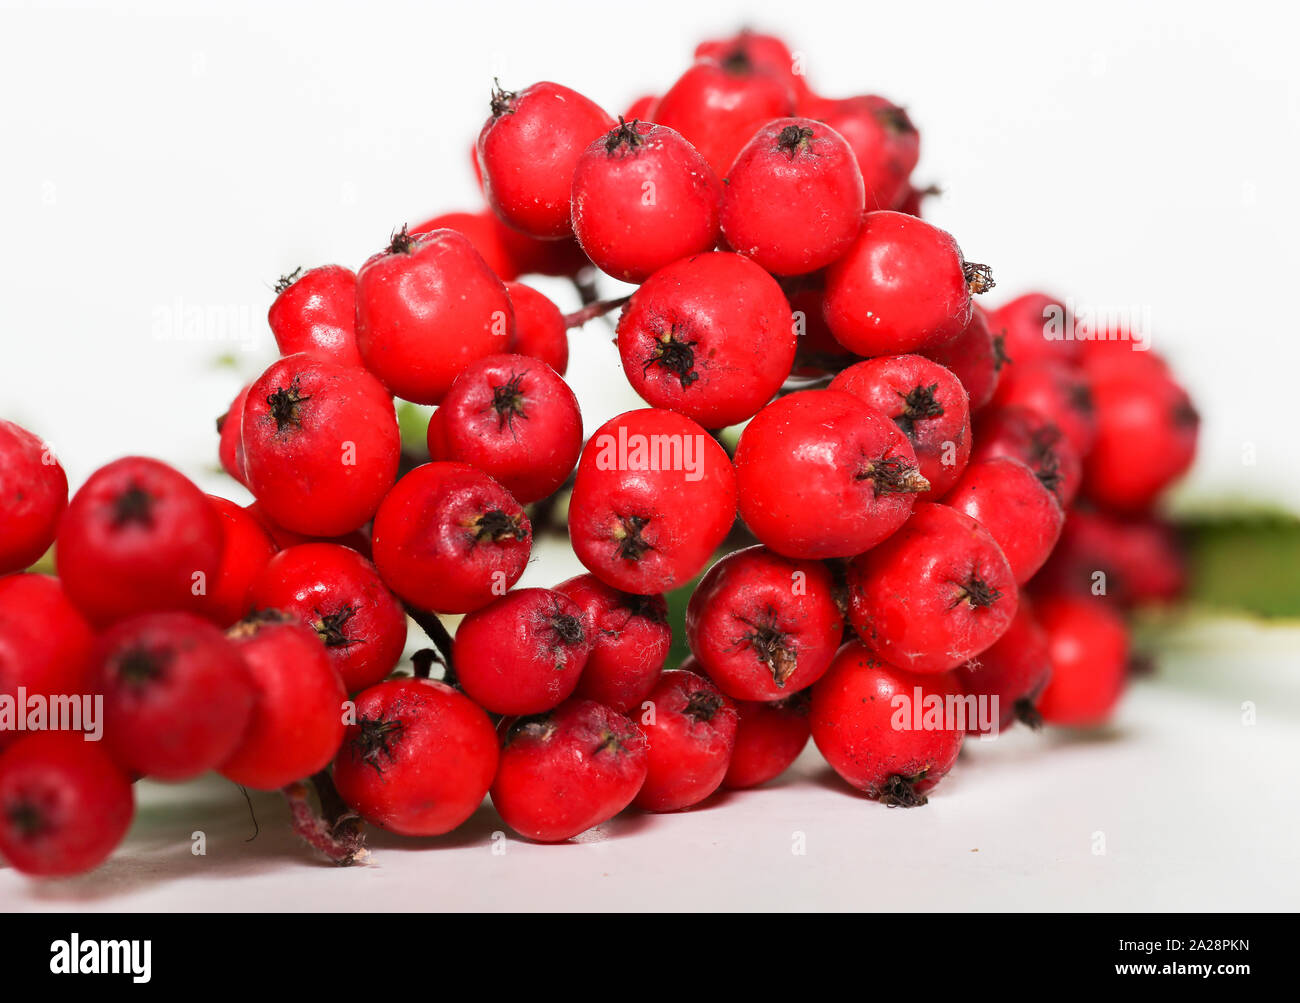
[283,772,368,866]
[404,603,456,680]
[564,295,631,329]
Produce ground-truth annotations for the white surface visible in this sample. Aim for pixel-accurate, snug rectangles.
[3,617,1297,912]
[0,0,1298,512]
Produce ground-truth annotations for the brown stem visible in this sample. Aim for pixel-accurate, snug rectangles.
[404,604,456,679]
[564,295,631,329]
[283,772,367,866]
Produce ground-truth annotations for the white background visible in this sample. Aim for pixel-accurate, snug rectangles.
[1,1,1299,912]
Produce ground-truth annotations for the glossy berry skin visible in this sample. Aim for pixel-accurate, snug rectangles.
[653,57,796,177]
[454,588,592,715]
[268,264,363,368]
[991,359,1096,459]
[942,457,1064,584]
[1035,596,1129,727]
[370,462,531,614]
[428,353,582,504]
[973,404,1082,507]
[505,282,569,375]
[247,543,406,693]
[734,390,926,559]
[411,210,524,281]
[633,669,738,812]
[218,613,347,791]
[616,252,795,429]
[824,211,986,356]
[695,30,812,107]
[491,699,649,842]
[355,228,513,405]
[847,503,1018,673]
[332,677,498,836]
[95,612,255,780]
[571,120,722,283]
[922,303,1004,412]
[216,383,252,487]
[956,598,1052,734]
[0,732,134,877]
[722,692,811,789]
[568,409,736,594]
[478,81,615,239]
[986,292,1080,368]
[810,642,964,805]
[0,575,96,752]
[686,545,842,701]
[241,353,400,536]
[56,457,223,627]
[815,96,920,211]
[1083,370,1198,513]
[554,574,671,712]
[0,420,67,574]
[197,495,277,628]
[721,117,864,275]
[830,354,972,500]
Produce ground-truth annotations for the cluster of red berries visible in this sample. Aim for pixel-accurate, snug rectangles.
[0,29,1199,876]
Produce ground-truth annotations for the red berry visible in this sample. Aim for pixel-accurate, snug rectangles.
[491,699,649,842]
[735,390,926,558]
[985,292,1080,368]
[623,94,658,121]
[633,668,738,812]
[973,404,1082,507]
[1077,331,1169,383]
[554,574,671,712]
[370,462,532,614]
[247,543,407,693]
[616,253,795,428]
[454,588,591,715]
[268,264,363,368]
[95,612,255,780]
[571,119,722,283]
[1032,507,1188,607]
[505,282,569,375]
[1034,596,1129,727]
[921,303,1005,412]
[241,500,371,556]
[0,420,66,574]
[847,502,1018,673]
[721,117,864,275]
[956,598,1052,734]
[0,575,95,752]
[653,56,796,177]
[686,545,842,701]
[478,81,615,239]
[786,277,856,377]
[0,731,134,877]
[410,209,523,281]
[218,612,346,791]
[198,495,277,628]
[56,457,223,626]
[332,676,497,836]
[991,359,1096,459]
[824,211,990,356]
[568,408,736,593]
[694,30,812,107]
[241,353,400,536]
[829,353,973,500]
[942,456,1064,584]
[810,642,964,805]
[427,353,582,504]
[355,228,513,404]
[216,384,252,487]
[1082,370,1198,513]
[722,692,811,789]
[814,96,920,210]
